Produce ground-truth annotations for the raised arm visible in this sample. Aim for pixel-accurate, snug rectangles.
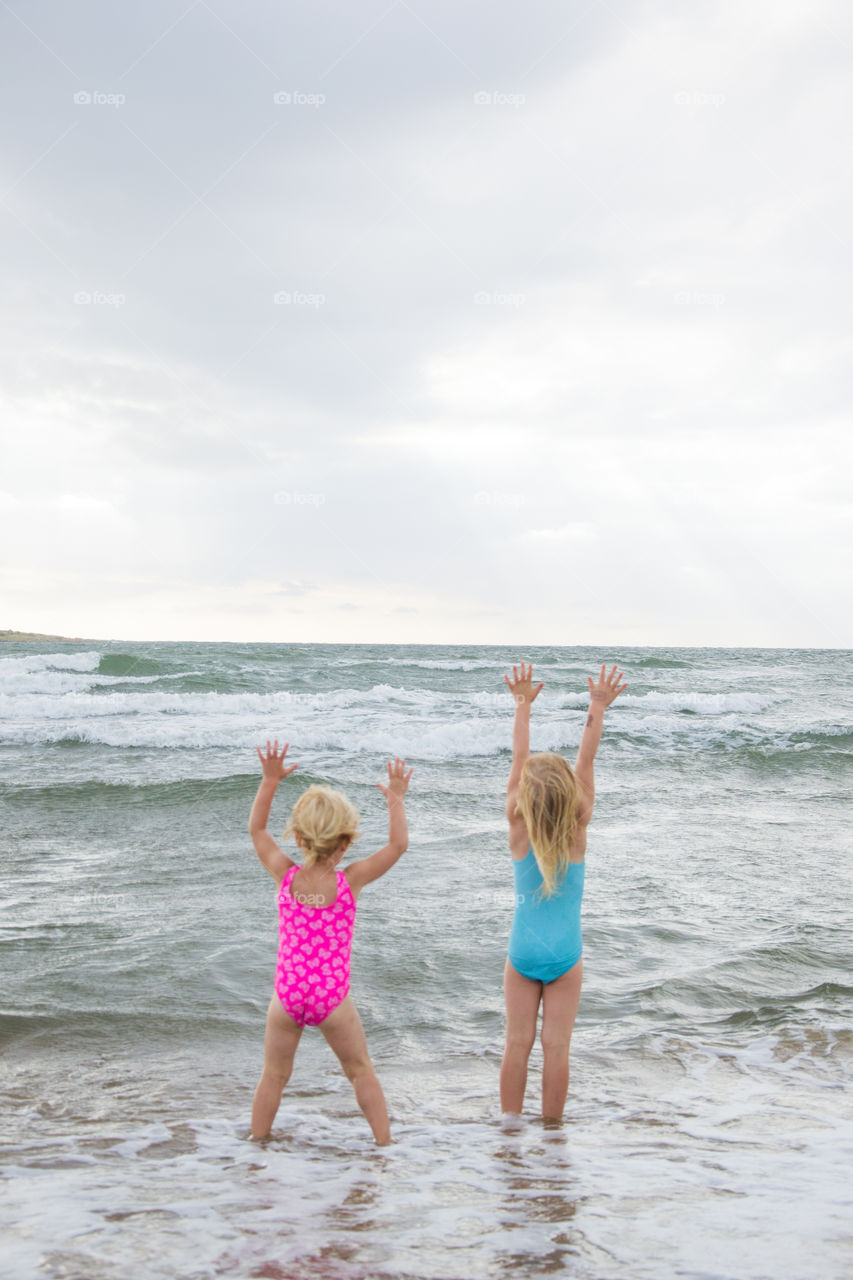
[504,663,543,852]
[346,759,413,897]
[249,740,299,885]
[573,664,626,822]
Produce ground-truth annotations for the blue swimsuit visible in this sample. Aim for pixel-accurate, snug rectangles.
[508,848,584,984]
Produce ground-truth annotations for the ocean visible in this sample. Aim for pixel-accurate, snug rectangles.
[1,641,851,1280]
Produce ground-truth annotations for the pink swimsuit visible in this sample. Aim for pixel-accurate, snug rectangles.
[274,865,357,1027]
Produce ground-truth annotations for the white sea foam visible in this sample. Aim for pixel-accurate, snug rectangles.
[0,691,794,757]
[0,683,445,722]
[384,656,505,670]
[0,672,171,697]
[619,690,785,714]
[0,651,789,737]
[0,673,784,722]
[0,649,102,674]
[0,712,530,757]
[2,1057,849,1280]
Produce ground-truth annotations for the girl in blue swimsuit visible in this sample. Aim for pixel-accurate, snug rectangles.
[501,661,626,1121]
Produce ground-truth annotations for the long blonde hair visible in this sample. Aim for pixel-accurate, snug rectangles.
[283,785,360,866]
[516,752,584,897]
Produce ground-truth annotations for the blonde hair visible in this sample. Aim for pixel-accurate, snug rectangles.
[516,753,584,898]
[283,785,360,866]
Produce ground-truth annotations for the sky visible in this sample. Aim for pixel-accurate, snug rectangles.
[1,0,851,647]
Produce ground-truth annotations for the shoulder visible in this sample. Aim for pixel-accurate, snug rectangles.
[508,811,529,860]
[576,779,594,825]
[276,864,297,892]
[342,862,364,900]
[568,823,588,865]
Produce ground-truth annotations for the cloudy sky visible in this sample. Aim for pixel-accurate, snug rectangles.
[1,0,850,646]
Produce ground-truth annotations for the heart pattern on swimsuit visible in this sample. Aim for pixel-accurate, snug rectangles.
[274,867,357,1028]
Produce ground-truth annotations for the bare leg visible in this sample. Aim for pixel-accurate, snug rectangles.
[320,996,391,1145]
[540,959,583,1121]
[500,958,542,1114]
[251,995,303,1139]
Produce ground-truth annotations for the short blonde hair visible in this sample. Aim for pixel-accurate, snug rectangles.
[516,752,584,897]
[283,784,360,865]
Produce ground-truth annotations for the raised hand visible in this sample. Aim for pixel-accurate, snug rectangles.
[587,664,626,708]
[376,757,414,800]
[255,739,299,781]
[504,662,544,705]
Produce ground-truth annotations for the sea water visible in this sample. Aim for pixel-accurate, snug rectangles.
[1,642,851,1280]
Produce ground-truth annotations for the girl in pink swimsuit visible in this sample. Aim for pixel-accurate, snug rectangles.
[248,740,412,1146]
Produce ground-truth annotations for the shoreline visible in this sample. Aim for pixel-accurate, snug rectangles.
[1,631,848,651]
[0,630,95,642]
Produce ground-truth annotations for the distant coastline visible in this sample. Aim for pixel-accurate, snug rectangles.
[0,629,94,642]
